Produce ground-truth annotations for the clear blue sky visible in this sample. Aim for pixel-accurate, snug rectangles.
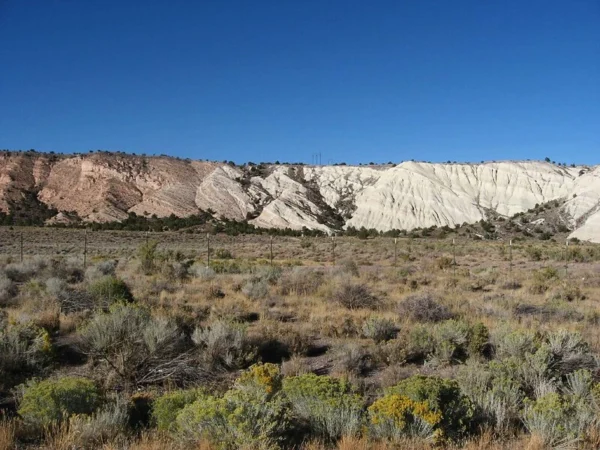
[1,1,598,165]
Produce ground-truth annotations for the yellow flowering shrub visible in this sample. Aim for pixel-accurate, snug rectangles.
[368,393,441,441]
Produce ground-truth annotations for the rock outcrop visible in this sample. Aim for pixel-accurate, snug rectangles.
[0,151,598,241]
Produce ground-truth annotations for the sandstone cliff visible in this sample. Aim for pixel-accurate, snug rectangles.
[0,151,598,242]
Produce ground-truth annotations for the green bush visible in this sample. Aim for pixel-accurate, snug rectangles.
[522,391,598,448]
[87,276,134,305]
[18,377,100,428]
[385,375,475,441]
[152,388,206,432]
[362,317,397,343]
[0,322,53,391]
[176,364,289,449]
[138,240,158,275]
[282,373,363,441]
[467,322,489,357]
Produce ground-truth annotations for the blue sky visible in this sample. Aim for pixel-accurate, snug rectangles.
[1,0,598,165]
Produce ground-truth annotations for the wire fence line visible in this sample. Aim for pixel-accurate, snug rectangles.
[0,227,589,272]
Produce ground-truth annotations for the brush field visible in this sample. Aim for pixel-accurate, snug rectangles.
[1,227,600,449]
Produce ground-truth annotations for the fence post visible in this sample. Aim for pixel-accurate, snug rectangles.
[20,231,24,263]
[331,235,336,265]
[565,240,569,277]
[206,233,211,267]
[509,239,513,285]
[270,235,274,265]
[393,238,397,266]
[452,238,456,278]
[83,229,88,268]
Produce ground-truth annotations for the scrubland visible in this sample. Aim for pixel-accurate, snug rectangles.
[1,227,600,449]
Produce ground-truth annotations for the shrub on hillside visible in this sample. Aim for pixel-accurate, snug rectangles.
[80,304,195,388]
[362,317,397,343]
[87,276,134,305]
[0,322,53,391]
[85,260,117,281]
[278,267,324,296]
[138,240,158,275]
[332,283,380,310]
[282,373,364,441]
[18,377,100,428]
[368,393,442,442]
[385,375,475,441]
[398,294,453,323]
[152,388,206,432]
[192,320,256,372]
[0,274,16,304]
[242,279,269,299]
[176,364,289,449]
[66,398,128,448]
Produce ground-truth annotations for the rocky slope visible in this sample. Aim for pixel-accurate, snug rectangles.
[0,151,599,241]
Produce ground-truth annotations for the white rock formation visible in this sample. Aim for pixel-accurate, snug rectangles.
[1,152,599,241]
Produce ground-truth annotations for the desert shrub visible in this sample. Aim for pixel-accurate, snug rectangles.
[548,283,585,302]
[87,276,134,305]
[545,330,597,377]
[4,259,46,282]
[430,319,471,365]
[434,256,453,270]
[18,377,100,428]
[45,277,67,297]
[80,303,195,388]
[362,317,397,343]
[368,393,442,442]
[405,325,436,362]
[190,264,216,281]
[278,267,323,296]
[66,397,129,447]
[457,361,523,435]
[46,276,95,313]
[176,364,289,449]
[0,274,16,304]
[253,265,282,285]
[281,355,311,377]
[492,329,539,360]
[332,283,379,310]
[529,267,559,294]
[85,260,117,281]
[162,260,193,283]
[49,257,84,283]
[385,375,475,441]
[152,388,206,432]
[192,320,256,372]
[214,248,233,259]
[338,259,359,277]
[398,294,453,323]
[138,240,158,275]
[0,322,53,391]
[525,246,544,261]
[242,279,269,299]
[467,322,490,358]
[522,390,598,447]
[333,343,374,377]
[282,373,364,441]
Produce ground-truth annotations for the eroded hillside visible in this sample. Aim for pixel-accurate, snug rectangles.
[0,151,598,241]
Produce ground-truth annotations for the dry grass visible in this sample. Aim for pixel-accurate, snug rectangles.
[2,229,600,449]
[0,418,15,450]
